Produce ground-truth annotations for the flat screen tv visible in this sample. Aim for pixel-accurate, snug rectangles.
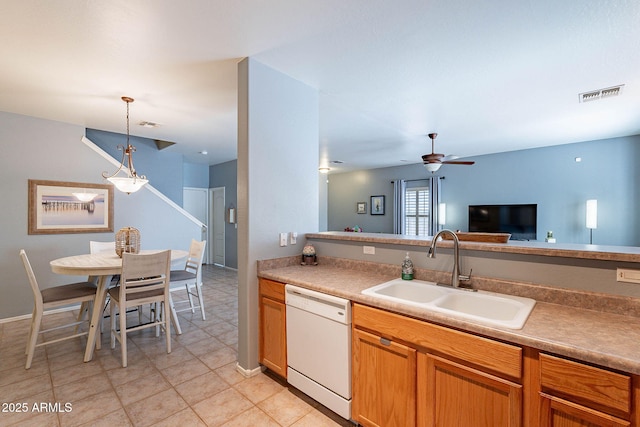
[468,204,537,241]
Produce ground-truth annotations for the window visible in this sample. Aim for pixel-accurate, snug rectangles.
[405,186,429,236]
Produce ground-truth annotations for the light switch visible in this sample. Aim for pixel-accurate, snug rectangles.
[290,232,298,245]
[279,233,288,247]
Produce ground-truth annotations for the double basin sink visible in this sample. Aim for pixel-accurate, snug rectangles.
[362,278,536,329]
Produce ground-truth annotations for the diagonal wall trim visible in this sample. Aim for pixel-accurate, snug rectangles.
[81,135,206,231]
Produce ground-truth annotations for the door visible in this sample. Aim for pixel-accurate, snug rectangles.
[209,187,225,266]
[417,352,522,427]
[352,328,416,427]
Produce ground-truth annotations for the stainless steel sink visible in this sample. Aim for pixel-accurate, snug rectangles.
[362,278,535,329]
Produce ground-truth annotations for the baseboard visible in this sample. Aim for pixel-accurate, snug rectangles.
[0,304,82,324]
[235,362,263,378]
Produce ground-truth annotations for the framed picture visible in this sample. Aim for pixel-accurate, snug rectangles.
[370,195,385,215]
[356,202,367,214]
[28,180,114,235]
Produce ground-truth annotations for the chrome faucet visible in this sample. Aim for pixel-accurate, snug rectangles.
[428,229,470,289]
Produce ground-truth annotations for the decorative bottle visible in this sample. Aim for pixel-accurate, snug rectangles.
[401,252,414,280]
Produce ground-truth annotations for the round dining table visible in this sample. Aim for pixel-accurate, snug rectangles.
[50,249,188,362]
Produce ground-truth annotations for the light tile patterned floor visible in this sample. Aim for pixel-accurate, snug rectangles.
[0,265,351,426]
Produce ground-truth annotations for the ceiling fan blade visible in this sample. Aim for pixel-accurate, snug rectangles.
[442,160,475,165]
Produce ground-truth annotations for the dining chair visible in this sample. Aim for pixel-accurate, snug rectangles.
[108,250,171,367]
[169,239,207,327]
[20,249,97,369]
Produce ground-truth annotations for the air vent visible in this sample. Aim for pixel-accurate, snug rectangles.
[579,84,624,103]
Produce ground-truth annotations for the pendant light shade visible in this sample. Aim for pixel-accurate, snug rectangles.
[102,97,148,194]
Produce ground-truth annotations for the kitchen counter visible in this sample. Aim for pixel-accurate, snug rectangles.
[258,259,640,375]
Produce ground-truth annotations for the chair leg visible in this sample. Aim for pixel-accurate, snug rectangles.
[168,294,182,335]
[186,284,196,314]
[195,282,206,320]
[25,309,37,355]
[119,303,127,368]
[164,300,171,355]
[110,300,117,349]
[25,311,42,370]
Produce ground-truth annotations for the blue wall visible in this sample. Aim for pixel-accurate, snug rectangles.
[210,159,238,269]
[328,135,640,246]
[86,129,184,205]
[184,162,210,188]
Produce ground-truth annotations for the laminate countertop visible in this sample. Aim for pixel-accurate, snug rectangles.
[258,260,640,375]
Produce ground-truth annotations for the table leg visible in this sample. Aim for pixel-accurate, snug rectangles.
[84,274,111,362]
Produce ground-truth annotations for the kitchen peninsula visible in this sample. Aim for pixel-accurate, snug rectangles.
[258,232,640,426]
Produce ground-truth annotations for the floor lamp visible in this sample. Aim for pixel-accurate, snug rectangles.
[586,199,597,244]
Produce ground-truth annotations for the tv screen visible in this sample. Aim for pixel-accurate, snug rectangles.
[468,204,537,241]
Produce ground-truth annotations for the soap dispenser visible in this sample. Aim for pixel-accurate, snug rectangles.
[401,252,414,280]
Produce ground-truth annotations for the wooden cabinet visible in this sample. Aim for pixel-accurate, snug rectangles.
[352,328,416,427]
[538,353,633,427]
[353,303,523,427]
[417,352,522,427]
[258,278,287,378]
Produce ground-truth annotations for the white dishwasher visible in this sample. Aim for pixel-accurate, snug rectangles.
[285,284,352,420]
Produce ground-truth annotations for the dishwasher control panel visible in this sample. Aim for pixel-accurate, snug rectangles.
[285,285,351,324]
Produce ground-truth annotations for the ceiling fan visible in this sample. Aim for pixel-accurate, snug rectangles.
[422,133,475,172]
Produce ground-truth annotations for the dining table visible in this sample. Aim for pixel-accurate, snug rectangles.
[50,249,188,362]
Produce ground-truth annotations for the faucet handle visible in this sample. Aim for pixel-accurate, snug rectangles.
[459,268,473,282]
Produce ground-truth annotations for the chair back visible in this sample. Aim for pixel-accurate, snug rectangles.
[183,239,207,280]
[90,241,116,254]
[19,250,44,309]
[120,251,171,302]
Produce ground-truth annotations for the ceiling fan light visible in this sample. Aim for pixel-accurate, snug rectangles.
[424,163,442,172]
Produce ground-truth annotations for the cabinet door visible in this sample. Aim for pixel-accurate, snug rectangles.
[259,295,287,378]
[417,352,522,427]
[353,328,416,427]
[539,393,629,427]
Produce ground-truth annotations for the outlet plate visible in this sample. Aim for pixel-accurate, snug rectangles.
[290,232,297,245]
[363,246,376,255]
[617,268,640,284]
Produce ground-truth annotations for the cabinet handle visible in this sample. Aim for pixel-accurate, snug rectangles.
[380,337,392,346]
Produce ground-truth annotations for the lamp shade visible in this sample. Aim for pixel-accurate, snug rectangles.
[438,203,446,225]
[424,163,442,172]
[586,199,597,229]
[107,176,148,194]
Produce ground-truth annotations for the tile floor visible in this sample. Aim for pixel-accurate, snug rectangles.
[0,265,352,426]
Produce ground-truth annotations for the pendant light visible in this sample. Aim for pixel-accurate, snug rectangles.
[102,96,148,194]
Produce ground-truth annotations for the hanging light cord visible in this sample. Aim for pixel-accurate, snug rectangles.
[102,97,146,182]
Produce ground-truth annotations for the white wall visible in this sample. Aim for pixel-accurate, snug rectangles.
[237,58,319,372]
[0,112,202,319]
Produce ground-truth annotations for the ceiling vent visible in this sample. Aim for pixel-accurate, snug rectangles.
[579,84,624,103]
[139,121,159,128]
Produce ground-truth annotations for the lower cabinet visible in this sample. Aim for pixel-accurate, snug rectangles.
[537,353,633,427]
[258,278,287,378]
[352,303,523,427]
[417,352,522,427]
[352,328,416,427]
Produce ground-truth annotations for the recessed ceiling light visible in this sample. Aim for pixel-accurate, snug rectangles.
[199,151,208,155]
[139,121,159,128]
[575,157,582,162]
[318,167,331,173]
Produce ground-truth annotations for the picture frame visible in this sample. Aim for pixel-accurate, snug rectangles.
[28,180,114,235]
[356,202,367,214]
[370,195,385,215]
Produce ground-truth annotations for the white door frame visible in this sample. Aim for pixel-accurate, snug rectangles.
[209,187,226,266]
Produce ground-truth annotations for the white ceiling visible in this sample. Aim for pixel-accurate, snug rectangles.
[1,1,639,173]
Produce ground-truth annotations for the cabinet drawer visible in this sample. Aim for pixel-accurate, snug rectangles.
[259,278,285,302]
[539,353,631,416]
[353,303,522,379]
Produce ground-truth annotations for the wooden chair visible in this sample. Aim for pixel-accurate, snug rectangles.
[169,240,207,331]
[108,250,171,367]
[20,249,97,369]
